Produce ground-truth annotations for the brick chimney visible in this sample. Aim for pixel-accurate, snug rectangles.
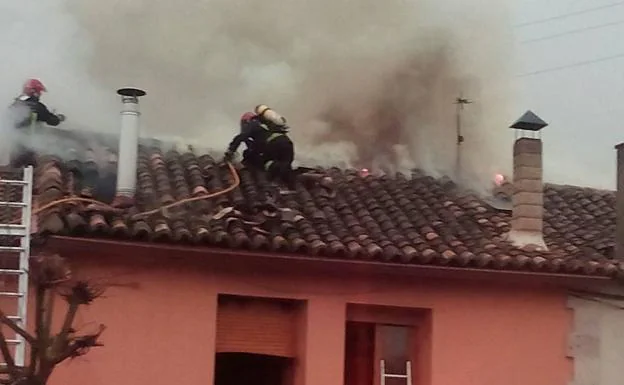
[506,110,548,250]
[615,143,624,259]
[112,87,146,208]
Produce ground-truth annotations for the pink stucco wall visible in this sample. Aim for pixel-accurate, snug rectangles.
[39,239,573,385]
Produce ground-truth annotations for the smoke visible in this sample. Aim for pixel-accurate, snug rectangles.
[0,0,119,163]
[1,0,515,192]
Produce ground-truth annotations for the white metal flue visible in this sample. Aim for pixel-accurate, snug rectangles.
[0,166,34,368]
[115,87,146,198]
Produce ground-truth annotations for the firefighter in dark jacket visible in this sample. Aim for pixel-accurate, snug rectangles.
[10,78,66,130]
[225,112,265,169]
[225,105,296,193]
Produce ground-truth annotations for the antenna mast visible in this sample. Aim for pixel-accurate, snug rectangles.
[454,94,472,182]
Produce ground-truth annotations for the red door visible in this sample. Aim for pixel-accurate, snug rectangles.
[344,322,375,385]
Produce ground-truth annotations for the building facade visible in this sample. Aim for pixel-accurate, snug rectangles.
[40,237,600,385]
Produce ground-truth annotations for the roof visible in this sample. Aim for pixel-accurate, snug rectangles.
[2,127,621,278]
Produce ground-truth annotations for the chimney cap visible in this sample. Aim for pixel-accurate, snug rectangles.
[117,87,146,98]
[509,110,548,131]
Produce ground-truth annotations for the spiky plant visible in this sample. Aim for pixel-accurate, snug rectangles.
[0,254,105,385]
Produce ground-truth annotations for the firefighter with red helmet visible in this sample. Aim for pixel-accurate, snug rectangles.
[224,112,266,169]
[9,78,66,129]
[224,106,296,193]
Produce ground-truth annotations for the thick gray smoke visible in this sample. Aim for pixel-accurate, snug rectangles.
[1,0,515,192]
[0,0,119,164]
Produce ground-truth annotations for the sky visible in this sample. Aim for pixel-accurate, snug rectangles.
[512,0,624,189]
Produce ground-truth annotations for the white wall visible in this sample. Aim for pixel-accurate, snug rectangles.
[567,290,624,385]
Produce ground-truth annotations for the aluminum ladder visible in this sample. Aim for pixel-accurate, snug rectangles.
[0,166,34,368]
[381,360,412,385]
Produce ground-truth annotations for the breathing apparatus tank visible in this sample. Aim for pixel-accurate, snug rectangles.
[255,105,288,131]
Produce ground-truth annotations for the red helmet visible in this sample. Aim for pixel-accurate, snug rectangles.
[23,78,46,97]
[240,112,256,123]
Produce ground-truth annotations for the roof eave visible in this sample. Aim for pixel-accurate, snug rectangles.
[43,236,616,287]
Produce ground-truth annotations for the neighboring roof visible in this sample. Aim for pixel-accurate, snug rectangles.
[1,128,621,278]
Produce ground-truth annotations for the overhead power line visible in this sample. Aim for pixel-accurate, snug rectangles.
[517,52,624,77]
[521,19,624,43]
[515,1,624,27]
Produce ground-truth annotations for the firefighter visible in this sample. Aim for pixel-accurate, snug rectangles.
[225,107,296,194]
[254,104,296,193]
[262,130,296,193]
[9,78,66,130]
[4,79,66,167]
[224,112,266,169]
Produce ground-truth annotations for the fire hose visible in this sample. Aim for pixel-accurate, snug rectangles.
[8,162,241,224]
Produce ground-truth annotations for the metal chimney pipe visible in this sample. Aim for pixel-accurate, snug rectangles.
[614,143,624,259]
[115,87,146,200]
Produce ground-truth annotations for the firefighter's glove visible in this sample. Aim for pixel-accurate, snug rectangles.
[56,113,66,122]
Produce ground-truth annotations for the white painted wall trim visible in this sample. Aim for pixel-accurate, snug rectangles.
[567,289,624,385]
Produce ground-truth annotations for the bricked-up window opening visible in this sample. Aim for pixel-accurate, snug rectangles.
[344,321,418,385]
[346,304,431,385]
[378,325,411,385]
[214,352,294,385]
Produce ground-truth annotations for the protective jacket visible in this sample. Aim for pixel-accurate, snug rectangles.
[9,95,62,129]
[227,117,288,155]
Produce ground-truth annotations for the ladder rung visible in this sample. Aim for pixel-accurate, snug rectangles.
[0,246,24,252]
[0,292,23,297]
[383,374,409,379]
[0,168,31,369]
[381,360,411,385]
[0,202,26,208]
[0,225,27,236]
[0,180,28,186]
[0,269,23,275]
